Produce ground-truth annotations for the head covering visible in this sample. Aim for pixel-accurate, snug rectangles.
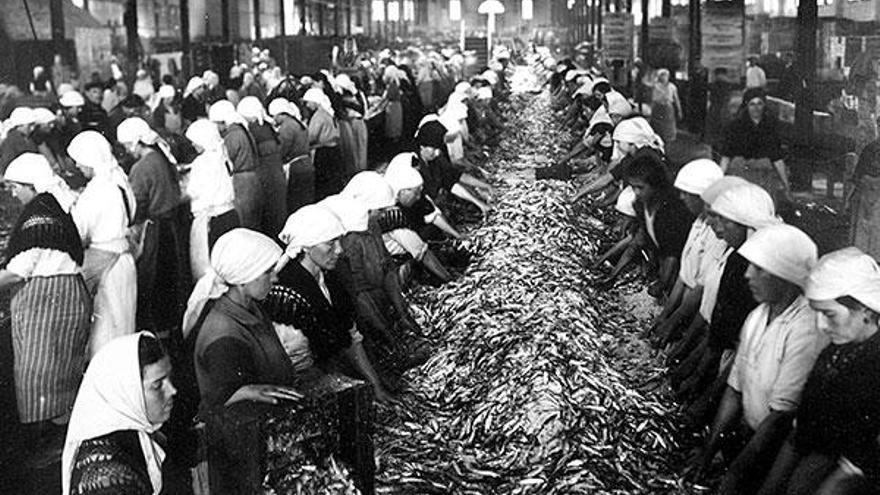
[318,195,369,233]
[182,228,282,336]
[7,107,35,129]
[739,224,817,288]
[185,119,224,153]
[59,91,85,107]
[278,205,346,260]
[5,152,54,188]
[237,96,270,125]
[158,85,175,99]
[805,247,880,312]
[711,182,781,230]
[384,153,424,194]
[302,88,333,115]
[700,175,750,206]
[416,120,448,149]
[342,171,396,209]
[615,186,637,217]
[117,117,178,164]
[476,87,493,100]
[208,100,247,126]
[57,83,75,97]
[268,98,303,123]
[441,100,468,122]
[741,87,767,109]
[68,131,136,212]
[454,81,472,97]
[334,73,357,94]
[612,117,664,151]
[62,332,167,495]
[183,76,205,98]
[674,159,724,195]
[605,91,633,117]
[31,107,56,126]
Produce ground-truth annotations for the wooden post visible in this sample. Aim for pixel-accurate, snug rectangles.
[124,0,139,63]
[221,0,230,40]
[299,0,307,34]
[793,0,818,189]
[180,0,191,76]
[640,0,648,59]
[596,0,603,49]
[49,0,65,55]
[254,0,262,39]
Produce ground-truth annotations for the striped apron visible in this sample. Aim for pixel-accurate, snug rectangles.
[11,274,91,423]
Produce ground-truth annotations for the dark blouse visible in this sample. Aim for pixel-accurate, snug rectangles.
[335,228,397,296]
[224,123,259,174]
[181,95,207,122]
[795,331,880,484]
[415,154,463,199]
[720,115,785,161]
[69,430,152,495]
[707,251,758,351]
[641,191,694,259]
[262,261,355,362]
[248,122,283,170]
[128,149,182,221]
[194,294,295,411]
[6,192,83,266]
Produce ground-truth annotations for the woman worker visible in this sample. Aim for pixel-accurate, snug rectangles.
[183,120,239,280]
[303,88,345,200]
[67,131,138,356]
[185,228,304,494]
[757,247,880,495]
[0,153,90,443]
[263,205,394,403]
[344,170,453,284]
[117,117,186,340]
[268,97,314,213]
[719,88,791,202]
[318,194,430,392]
[63,333,175,495]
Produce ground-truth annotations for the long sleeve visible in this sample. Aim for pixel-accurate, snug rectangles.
[198,337,259,408]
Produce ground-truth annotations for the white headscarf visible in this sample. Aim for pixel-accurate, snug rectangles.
[59,91,85,108]
[182,228,282,337]
[711,182,782,231]
[7,107,35,129]
[302,88,334,115]
[185,119,225,154]
[267,98,303,124]
[62,332,166,495]
[208,100,248,126]
[318,195,369,233]
[604,91,633,118]
[158,85,175,99]
[476,87,493,100]
[116,117,178,165]
[68,131,136,216]
[183,76,205,98]
[184,120,235,216]
[31,107,56,125]
[699,175,750,206]
[334,73,357,94]
[612,117,664,151]
[237,96,270,125]
[342,171,396,210]
[4,152,77,212]
[384,153,423,195]
[278,204,345,260]
[738,224,817,288]
[674,159,724,195]
[805,247,880,312]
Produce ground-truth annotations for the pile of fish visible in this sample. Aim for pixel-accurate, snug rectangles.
[371,68,700,494]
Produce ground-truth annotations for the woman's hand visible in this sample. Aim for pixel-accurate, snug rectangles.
[226,384,304,406]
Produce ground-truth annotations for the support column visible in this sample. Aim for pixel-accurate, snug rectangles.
[254,0,262,39]
[49,0,64,55]
[180,0,191,76]
[793,0,818,189]
[222,0,230,40]
[640,0,648,59]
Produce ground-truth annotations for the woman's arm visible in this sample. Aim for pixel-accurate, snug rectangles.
[450,183,491,216]
[0,270,23,291]
[342,338,395,403]
[431,213,463,239]
[773,159,791,192]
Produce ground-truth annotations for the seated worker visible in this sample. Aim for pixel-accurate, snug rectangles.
[649,159,724,344]
[318,194,430,392]
[693,225,828,494]
[592,186,646,286]
[572,116,665,202]
[266,205,394,403]
[63,332,175,495]
[758,248,880,495]
[343,171,452,284]
[412,122,494,217]
[382,154,462,240]
[622,151,694,295]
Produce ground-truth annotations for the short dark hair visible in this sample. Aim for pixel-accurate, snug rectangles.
[138,334,168,379]
[625,151,670,189]
[121,94,145,109]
